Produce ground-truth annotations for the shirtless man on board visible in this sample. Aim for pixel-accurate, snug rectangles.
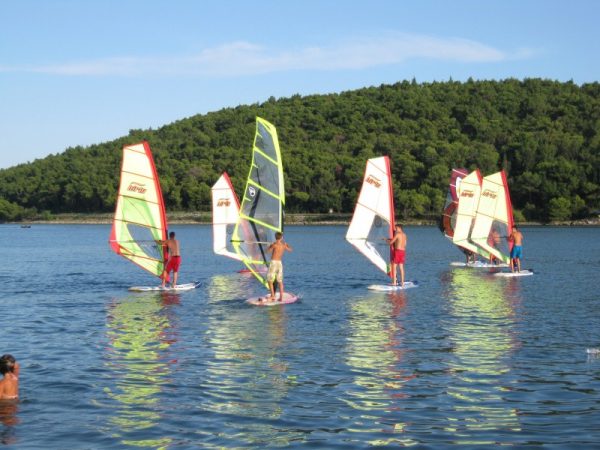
[509,226,524,273]
[262,232,292,302]
[387,224,407,287]
[158,231,181,288]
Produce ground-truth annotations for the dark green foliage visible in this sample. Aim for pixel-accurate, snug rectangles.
[1,78,599,222]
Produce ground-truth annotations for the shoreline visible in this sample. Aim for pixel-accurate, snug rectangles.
[7,212,600,227]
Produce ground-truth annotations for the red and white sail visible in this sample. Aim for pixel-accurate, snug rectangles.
[470,171,515,264]
[440,167,469,240]
[452,169,491,260]
[109,141,168,278]
[211,172,242,261]
[346,156,395,277]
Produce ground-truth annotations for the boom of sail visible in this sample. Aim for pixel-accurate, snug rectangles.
[346,156,395,278]
[109,141,168,278]
[232,117,285,287]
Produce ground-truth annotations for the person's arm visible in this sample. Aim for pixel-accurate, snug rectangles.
[285,242,293,252]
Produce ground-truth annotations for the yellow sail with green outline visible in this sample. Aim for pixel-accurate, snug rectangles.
[232,117,285,287]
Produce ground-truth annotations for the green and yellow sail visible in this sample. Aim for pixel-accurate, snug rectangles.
[109,141,168,278]
[232,117,285,287]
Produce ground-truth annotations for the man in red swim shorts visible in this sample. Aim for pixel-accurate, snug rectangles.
[158,231,181,288]
[386,224,407,286]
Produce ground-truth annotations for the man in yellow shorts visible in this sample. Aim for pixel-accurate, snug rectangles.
[263,232,293,302]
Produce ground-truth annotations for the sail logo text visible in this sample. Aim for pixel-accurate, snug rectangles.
[127,182,147,194]
[482,190,497,199]
[460,190,474,198]
[217,198,231,207]
[366,175,381,188]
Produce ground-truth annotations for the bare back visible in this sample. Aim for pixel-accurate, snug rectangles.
[166,238,180,257]
[0,373,18,400]
[390,231,406,250]
[511,230,523,246]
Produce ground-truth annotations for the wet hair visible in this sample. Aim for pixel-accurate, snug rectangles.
[275,232,283,240]
[0,355,16,375]
[169,231,175,238]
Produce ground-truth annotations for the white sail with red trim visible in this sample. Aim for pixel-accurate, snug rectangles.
[440,167,469,241]
[211,172,243,261]
[346,156,395,278]
[452,169,491,260]
[109,141,168,278]
[470,171,515,264]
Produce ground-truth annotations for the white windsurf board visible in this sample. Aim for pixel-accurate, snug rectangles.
[129,282,201,292]
[367,281,419,291]
[494,270,533,278]
[450,261,509,268]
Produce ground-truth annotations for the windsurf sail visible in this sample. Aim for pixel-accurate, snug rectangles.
[346,156,395,278]
[470,171,515,264]
[452,169,491,260]
[109,141,168,278]
[232,117,285,286]
[440,168,469,239]
[211,172,243,261]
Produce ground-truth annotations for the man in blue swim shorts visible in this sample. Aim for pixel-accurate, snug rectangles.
[509,226,524,272]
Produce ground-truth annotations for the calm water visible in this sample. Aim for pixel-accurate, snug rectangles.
[1,224,599,448]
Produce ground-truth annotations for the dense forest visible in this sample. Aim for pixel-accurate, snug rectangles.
[1,78,599,223]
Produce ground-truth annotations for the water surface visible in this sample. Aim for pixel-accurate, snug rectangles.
[1,225,599,448]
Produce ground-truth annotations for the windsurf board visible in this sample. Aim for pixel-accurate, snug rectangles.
[367,281,419,291]
[246,292,299,306]
[450,261,508,268]
[494,270,533,277]
[129,282,201,292]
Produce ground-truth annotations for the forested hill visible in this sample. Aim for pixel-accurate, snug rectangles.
[1,78,599,223]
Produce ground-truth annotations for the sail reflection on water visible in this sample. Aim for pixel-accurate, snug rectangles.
[205,273,255,303]
[200,274,300,447]
[444,269,522,443]
[344,293,417,446]
[103,293,178,448]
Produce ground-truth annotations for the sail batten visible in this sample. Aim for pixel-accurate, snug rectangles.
[233,117,285,287]
[109,141,167,279]
[346,156,395,278]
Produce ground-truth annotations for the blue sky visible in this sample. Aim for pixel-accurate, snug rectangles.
[1,0,599,169]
